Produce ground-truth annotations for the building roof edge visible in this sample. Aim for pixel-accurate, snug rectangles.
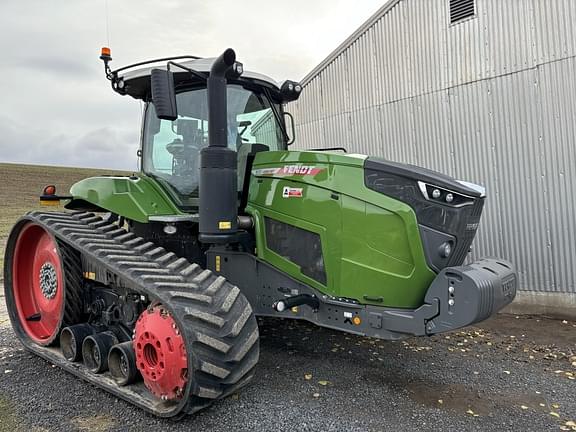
[300,0,403,86]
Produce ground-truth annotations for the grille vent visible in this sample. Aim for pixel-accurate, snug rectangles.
[450,0,475,24]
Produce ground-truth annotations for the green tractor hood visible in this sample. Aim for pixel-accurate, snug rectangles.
[245,150,438,308]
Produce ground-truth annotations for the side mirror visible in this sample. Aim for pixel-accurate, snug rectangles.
[150,69,178,121]
[283,112,296,145]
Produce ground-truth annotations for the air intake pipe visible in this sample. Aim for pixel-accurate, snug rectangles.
[199,48,239,243]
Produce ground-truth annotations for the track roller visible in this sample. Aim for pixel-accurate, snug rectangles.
[108,342,139,386]
[60,324,95,362]
[82,331,118,373]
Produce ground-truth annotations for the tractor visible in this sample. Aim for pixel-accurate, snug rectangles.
[3,48,517,418]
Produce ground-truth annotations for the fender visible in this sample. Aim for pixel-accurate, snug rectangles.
[65,175,184,223]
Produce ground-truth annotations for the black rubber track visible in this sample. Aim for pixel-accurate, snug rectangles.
[56,239,86,329]
[3,211,260,418]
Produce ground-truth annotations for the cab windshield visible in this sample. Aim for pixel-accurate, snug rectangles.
[142,84,285,208]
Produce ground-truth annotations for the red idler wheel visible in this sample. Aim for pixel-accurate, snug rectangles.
[11,223,65,345]
[134,305,188,401]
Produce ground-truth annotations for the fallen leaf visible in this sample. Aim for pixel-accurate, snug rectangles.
[566,421,576,427]
[466,409,475,415]
[304,374,312,380]
[553,404,560,409]
[318,380,329,386]
[551,412,560,418]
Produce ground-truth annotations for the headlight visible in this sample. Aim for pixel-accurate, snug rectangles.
[439,241,452,258]
[418,181,475,207]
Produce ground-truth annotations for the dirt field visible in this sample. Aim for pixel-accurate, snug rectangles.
[0,163,128,276]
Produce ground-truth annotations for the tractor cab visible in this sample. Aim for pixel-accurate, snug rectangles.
[109,54,301,210]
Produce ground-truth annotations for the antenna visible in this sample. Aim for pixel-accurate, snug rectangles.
[104,0,111,47]
[100,0,113,81]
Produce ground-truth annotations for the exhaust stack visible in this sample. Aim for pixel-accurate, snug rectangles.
[198,48,239,243]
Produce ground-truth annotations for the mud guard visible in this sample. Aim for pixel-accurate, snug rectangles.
[65,176,184,223]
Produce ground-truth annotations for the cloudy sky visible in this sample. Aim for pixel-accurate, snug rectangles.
[0,0,384,170]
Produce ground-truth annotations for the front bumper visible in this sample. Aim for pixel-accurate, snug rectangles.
[424,257,517,334]
[366,257,517,338]
[208,250,517,341]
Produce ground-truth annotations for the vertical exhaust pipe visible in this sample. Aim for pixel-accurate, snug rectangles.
[199,48,239,243]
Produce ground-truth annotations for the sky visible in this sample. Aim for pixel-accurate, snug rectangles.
[0,0,384,170]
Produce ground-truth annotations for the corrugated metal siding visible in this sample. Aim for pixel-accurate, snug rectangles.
[538,56,576,293]
[251,111,278,146]
[289,0,576,294]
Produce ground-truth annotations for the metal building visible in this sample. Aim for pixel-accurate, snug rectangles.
[289,0,576,314]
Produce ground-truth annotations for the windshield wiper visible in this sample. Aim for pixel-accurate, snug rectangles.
[261,89,290,144]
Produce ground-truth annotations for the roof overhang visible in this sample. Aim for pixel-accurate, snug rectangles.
[115,57,284,101]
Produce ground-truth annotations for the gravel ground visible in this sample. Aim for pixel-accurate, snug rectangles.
[0,288,575,432]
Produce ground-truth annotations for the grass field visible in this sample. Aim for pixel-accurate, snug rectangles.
[0,163,128,279]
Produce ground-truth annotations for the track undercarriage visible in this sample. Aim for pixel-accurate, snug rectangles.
[3,211,259,418]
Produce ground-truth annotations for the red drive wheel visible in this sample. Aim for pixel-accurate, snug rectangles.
[134,306,188,401]
[10,223,65,345]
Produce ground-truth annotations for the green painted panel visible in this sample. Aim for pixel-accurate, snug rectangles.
[69,175,184,223]
[248,150,436,309]
[246,176,341,297]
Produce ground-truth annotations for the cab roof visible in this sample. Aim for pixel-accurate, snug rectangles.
[115,57,283,101]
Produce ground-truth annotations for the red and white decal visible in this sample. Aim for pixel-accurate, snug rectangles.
[282,187,303,198]
[253,165,325,177]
